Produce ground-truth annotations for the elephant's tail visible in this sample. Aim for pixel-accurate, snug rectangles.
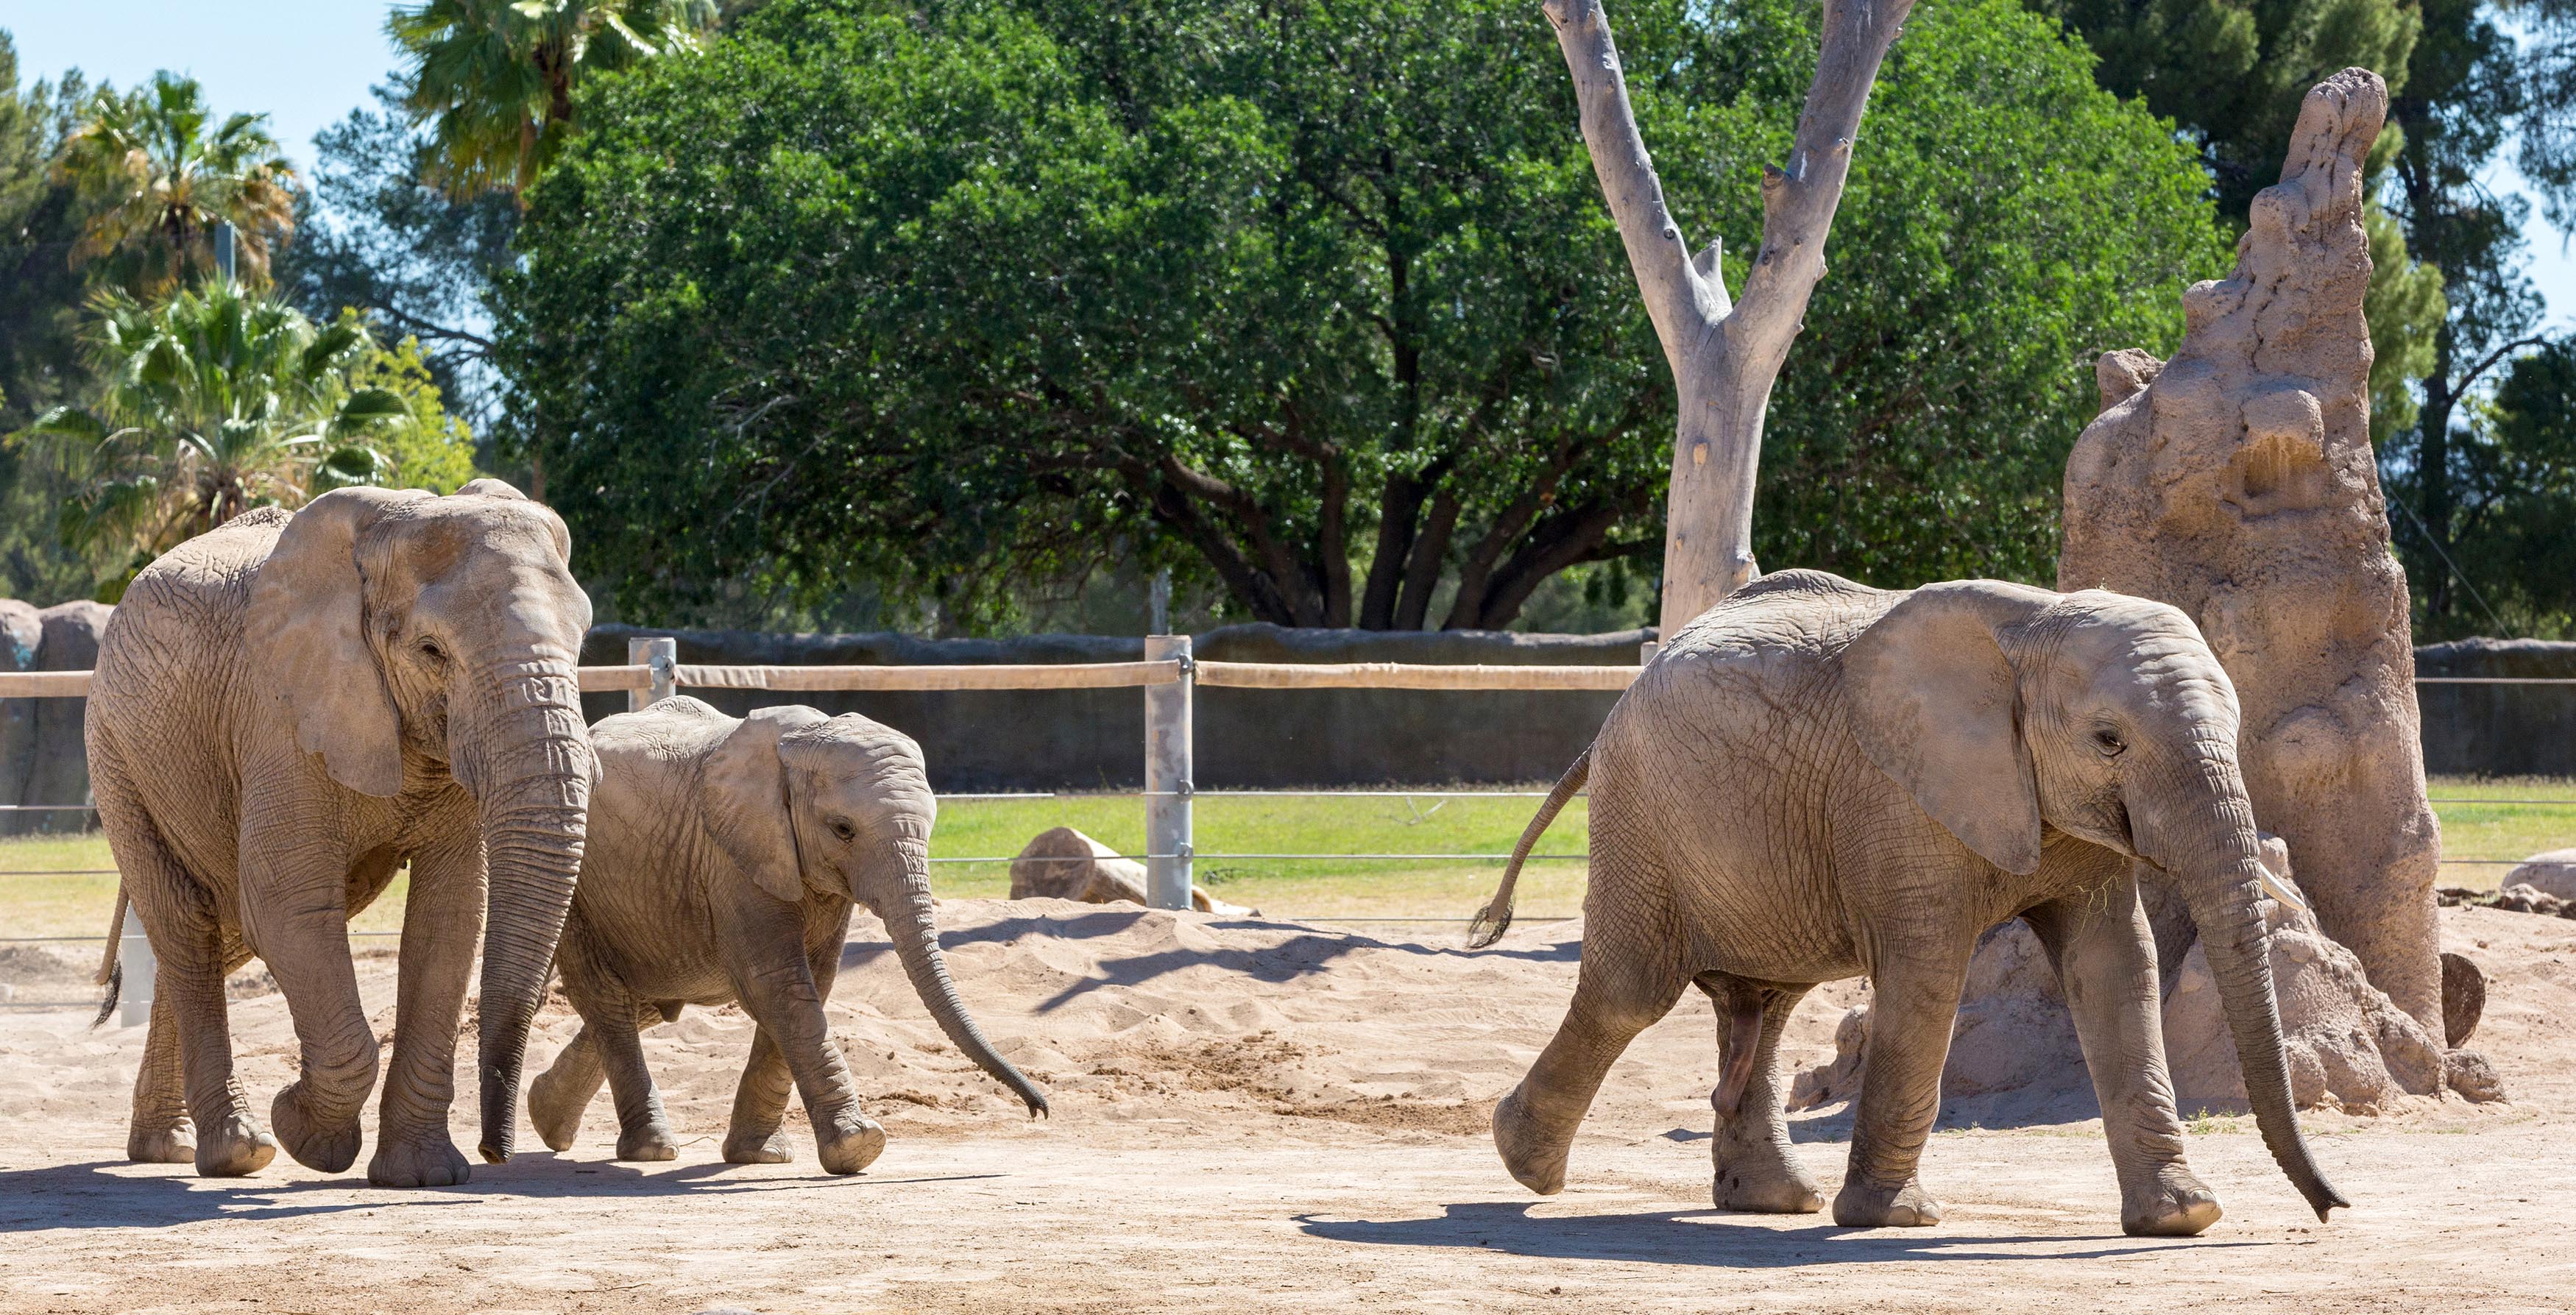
[1468,747,1590,949]
[91,887,126,1029]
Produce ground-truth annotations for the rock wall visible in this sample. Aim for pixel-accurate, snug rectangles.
[2416,639,2576,776]
[2056,69,2447,1032]
[0,600,107,837]
[581,623,1644,790]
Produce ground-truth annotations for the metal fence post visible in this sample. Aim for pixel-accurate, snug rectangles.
[629,636,677,711]
[118,929,154,1027]
[1144,629,1194,911]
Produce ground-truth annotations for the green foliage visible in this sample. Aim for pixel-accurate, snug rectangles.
[388,0,721,197]
[50,71,297,295]
[2028,0,2418,220]
[0,32,106,602]
[16,282,417,591]
[2379,0,2575,633]
[278,86,520,425]
[2407,342,2576,639]
[498,0,2226,630]
[1741,0,2233,582]
[331,320,483,494]
[2364,203,2444,447]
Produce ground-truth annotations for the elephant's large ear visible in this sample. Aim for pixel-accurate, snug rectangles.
[1841,581,2052,876]
[701,706,831,904]
[246,486,431,797]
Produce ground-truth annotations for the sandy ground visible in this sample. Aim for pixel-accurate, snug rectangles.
[1,898,2571,1314]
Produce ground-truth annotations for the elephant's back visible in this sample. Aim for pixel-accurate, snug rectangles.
[94,511,288,700]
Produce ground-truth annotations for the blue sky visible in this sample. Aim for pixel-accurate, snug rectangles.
[4,0,2572,333]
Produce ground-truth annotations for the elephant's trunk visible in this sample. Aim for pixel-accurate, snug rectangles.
[2164,753,2348,1222]
[464,659,596,1163]
[865,835,1049,1118]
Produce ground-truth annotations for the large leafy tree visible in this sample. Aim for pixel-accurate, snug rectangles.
[497,0,2224,631]
[18,282,420,584]
[278,85,521,425]
[2378,0,2576,634]
[50,71,297,294]
[388,0,721,198]
[0,32,105,600]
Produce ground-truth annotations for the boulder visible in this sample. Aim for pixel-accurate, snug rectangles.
[2504,850,2576,903]
[1009,826,1256,916]
[2056,69,2450,1035]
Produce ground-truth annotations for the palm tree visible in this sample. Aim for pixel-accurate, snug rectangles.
[389,0,718,198]
[50,72,297,294]
[19,280,408,572]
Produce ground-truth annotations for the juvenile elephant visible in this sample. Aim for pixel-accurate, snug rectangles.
[88,483,598,1185]
[526,698,1047,1172]
[1471,570,2344,1236]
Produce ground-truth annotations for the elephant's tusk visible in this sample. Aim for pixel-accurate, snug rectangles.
[2256,866,2311,912]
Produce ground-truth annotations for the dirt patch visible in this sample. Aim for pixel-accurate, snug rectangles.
[1,899,2570,1311]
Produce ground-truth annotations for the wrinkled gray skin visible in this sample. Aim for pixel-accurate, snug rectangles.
[526,698,1047,1172]
[1472,570,2346,1236]
[87,482,598,1186]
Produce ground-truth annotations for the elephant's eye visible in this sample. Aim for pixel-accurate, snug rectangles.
[830,820,857,842]
[416,637,447,663]
[2092,728,2126,757]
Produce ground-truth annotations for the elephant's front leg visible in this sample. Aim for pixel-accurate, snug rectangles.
[1700,974,1822,1213]
[2025,879,2221,1237]
[1836,932,1975,1227]
[733,927,881,1175]
[240,818,378,1174]
[369,834,486,1186]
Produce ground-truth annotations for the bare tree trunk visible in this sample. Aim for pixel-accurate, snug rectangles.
[1543,0,1912,635]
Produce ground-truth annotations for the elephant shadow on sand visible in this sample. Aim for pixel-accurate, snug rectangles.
[0,1158,1000,1233]
[1295,1201,2266,1268]
[838,907,1580,1014]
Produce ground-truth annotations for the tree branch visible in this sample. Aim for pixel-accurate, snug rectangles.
[1541,0,1731,375]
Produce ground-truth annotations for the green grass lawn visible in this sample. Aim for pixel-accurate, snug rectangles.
[4,775,2564,940]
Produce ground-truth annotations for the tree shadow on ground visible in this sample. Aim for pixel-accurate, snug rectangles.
[0,1155,1001,1232]
[1295,1200,2263,1267]
[838,907,1580,1013]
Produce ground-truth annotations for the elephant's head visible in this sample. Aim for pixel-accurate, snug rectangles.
[1841,579,2346,1220]
[701,707,1049,1118]
[244,480,598,1163]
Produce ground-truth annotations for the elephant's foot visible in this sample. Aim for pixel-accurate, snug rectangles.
[615,1123,679,1163]
[369,1130,473,1188]
[815,1113,887,1176]
[2120,1164,2222,1237]
[271,1082,364,1174]
[723,1129,794,1165]
[1713,1132,1825,1213]
[128,1118,197,1165]
[191,1111,278,1178]
[1833,1175,1944,1227]
[526,1068,590,1153]
[1492,1088,1571,1196]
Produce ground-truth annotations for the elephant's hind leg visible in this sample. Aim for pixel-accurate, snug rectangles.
[1494,893,1689,1196]
[590,996,679,1162]
[1699,974,1822,1213]
[527,1027,609,1153]
[95,765,272,1177]
[2025,879,2221,1237]
[721,1025,796,1165]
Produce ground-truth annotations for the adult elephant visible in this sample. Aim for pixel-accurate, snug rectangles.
[1470,570,2345,1236]
[88,481,598,1186]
